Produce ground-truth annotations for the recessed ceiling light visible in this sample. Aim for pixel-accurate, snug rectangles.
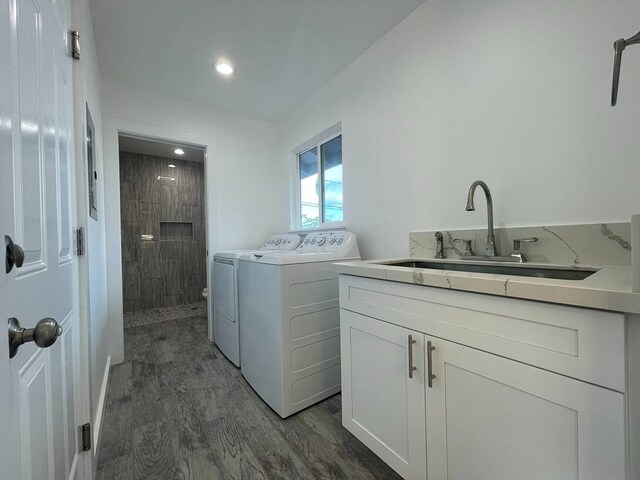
[168,164,176,168]
[174,148,184,155]
[214,60,234,75]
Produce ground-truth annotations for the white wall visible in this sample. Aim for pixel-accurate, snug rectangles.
[101,79,289,363]
[71,0,110,467]
[280,0,640,259]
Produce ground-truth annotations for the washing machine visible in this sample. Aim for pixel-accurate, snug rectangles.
[212,233,301,367]
[238,230,360,417]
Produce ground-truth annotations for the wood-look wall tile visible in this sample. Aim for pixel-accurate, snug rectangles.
[120,181,139,203]
[196,259,206,280]
[180,168,198,190]
[160,240,186,259]
[139,171,164,203]
[164,277,185,297]
[121,200,139,222]
[163,295,185,307]
[123,261,141,301]
[140,241,163,279]
[141,278,164,310]
[180,205,201,223]
[140,202,162,219]
[180,242,198,273]
[193,222,205,243]
[140,203,161,241]
[184,276,204,299]
[183,291,204,304]
[120,152,142,183]
[120,151,205,311]
[160,186,182,220]
[123,299,142,313]
[121,222,141,261]
[163,258,185,279]
[182,187,200,206]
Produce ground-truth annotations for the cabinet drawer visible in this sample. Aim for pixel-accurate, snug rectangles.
[339,275,625,392]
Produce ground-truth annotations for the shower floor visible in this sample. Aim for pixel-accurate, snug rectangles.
[124,301,207,328]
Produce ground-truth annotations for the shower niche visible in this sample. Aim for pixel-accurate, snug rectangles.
[160,221,194,241]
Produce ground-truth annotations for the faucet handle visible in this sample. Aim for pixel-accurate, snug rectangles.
[511,237,538,262]
[453,238,475,257]
[513,237,538,248]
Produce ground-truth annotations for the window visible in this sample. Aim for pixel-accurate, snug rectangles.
[297,134,343,229]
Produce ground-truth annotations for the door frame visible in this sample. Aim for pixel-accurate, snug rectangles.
[102,116,211,369]
[71,99,100,479]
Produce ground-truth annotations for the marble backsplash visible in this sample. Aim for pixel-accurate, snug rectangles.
[410,222,631,267]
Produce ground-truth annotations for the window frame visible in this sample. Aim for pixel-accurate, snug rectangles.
[294,130,343,230]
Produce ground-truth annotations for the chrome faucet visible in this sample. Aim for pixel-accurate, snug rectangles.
[465,180,497,257]
[462,181,520,262]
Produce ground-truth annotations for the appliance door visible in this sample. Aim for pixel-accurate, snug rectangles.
[213,259,240,366]
[213,259,236,320]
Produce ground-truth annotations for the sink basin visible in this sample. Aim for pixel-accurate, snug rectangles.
[379,260,597,281]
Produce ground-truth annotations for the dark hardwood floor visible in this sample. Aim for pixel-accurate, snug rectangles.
[96,314,401,480]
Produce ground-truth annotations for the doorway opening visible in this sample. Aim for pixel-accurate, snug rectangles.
[117,133,208,328]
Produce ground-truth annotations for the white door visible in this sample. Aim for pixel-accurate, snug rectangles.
[425,337,626,480]
[340,309,427,480]
[0,0,85,478]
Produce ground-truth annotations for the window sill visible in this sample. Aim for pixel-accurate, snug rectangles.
[289,223,346,234]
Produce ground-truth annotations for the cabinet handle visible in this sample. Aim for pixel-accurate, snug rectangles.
[408,335,417,378]
[427,340,436,388]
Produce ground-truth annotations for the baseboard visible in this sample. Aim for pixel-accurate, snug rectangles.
[92,354,112,464]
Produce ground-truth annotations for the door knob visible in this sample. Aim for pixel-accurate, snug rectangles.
[5,235,25,273]
[8,317,63,359]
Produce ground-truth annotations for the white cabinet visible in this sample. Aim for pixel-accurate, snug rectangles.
[340,310,427,479]
[339,275,631,480]
[424,337,626,480]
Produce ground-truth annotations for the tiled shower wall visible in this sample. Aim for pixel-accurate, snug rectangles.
[120,151,206,312]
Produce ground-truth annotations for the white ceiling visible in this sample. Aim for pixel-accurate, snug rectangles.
[118,135,205,163]
[90,0,425,122]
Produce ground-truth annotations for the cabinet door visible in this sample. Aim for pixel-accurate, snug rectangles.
[341,310,427,479]
[425,338,626,480]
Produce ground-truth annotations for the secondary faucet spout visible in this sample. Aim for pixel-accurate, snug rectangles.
[465,180,497,257]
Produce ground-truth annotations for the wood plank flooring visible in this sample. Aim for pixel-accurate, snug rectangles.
[96,314,401,480]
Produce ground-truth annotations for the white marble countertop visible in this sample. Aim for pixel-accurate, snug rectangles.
[334,258,640,314]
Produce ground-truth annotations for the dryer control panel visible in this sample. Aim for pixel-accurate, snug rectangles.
[260,234,301,251]
[296,231,359,257]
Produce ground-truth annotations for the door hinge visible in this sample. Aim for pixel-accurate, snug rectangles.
[81,423,91,451]
[71,30,80,60]
[75,227,85,256]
